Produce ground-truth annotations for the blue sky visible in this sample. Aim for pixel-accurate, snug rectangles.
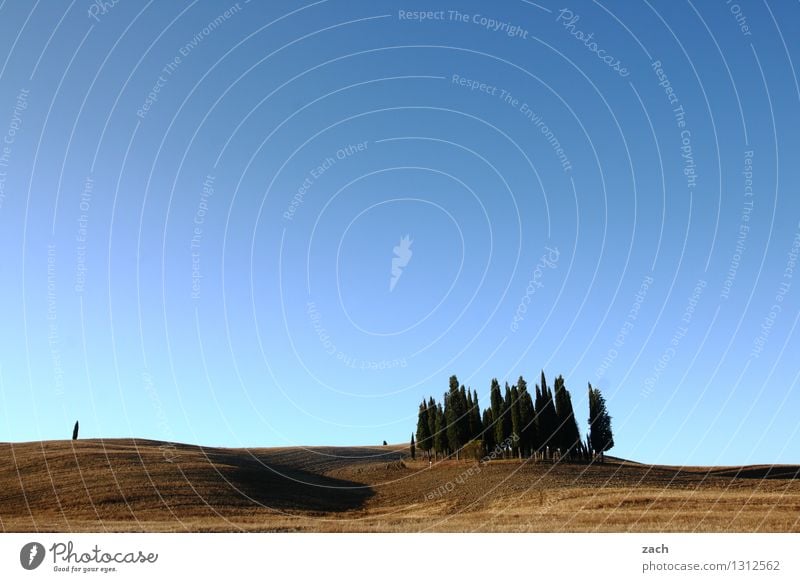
[0,1,798,465]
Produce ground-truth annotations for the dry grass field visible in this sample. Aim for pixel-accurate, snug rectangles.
[1,439,798,532]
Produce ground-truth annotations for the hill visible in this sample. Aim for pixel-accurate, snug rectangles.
[1,439,798,532]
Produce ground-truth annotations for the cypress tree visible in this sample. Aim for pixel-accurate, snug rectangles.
[410,433,416,460]
[490,378,504,453]
[481,408,495,455]
[502,383,514,457]
[471,389,483,441]
[510,384,521,458]
[534,383,544,454]
[588,383,614,461]
[449,374,460,394]
[458,385,470,446]
[72,421,79,441]
[416,401,432,458]
[434,403,446,459]
[466,389,476,440]
[553,375,581,459]
[427,396,437,445]
[517,376,535,458]
[446,377,466,458]
[537,372,559,456]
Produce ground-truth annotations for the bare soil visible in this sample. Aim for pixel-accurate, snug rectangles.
[1,439,797,532]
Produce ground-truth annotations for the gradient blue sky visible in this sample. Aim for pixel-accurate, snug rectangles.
[0,1,798,465]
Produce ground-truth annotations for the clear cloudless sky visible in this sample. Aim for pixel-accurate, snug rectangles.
[0,0,798,465]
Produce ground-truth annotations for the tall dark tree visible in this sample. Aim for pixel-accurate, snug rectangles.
[449,374,460,394]
[427,397,437,443]
[434,403,447,459]
[501,383,515,457]
[533,383,544,453]
[588,384,614,461]
[553,375,581,459]
[72,421,79,441]
[490,378,505,453]
[410,433,416,460]
[458,385,470,444]
[536,372,559,456]
[471,389,483,441]
[466,389,476,440]
[446,377,468,459]
[509,384,521,458]
[416,401,432,458]
[517,376,535,458]
[481,408,495,455]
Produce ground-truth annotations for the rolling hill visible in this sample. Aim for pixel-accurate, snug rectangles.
[1,439,798,532]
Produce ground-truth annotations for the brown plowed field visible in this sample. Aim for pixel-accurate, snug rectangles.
[1,439,797,532]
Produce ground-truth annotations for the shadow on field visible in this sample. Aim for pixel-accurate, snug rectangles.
[204,448,374,512]
[0,439,376,526]
[704,465,800,480]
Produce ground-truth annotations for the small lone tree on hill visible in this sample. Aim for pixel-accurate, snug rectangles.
[72,421,79,440]
[410,433,416,460]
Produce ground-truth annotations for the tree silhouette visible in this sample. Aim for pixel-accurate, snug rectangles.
[416,401,432,458]
[490,378,505,456]
[445,377,469,459]
[481,408,495,455]
[469,389,483,441]
[553,375,581,459]
[72,421,79,441]
[414,375,615,464]
[517,376,536,458]
[536,372,559,457]
[426,397,437,446]
[434,403,446,460]
[588,384,614,461]
[509,383,521,458]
